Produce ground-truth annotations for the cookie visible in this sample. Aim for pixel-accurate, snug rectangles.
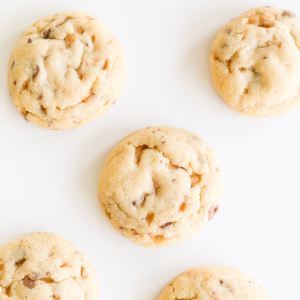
[8,11,126,130]
[98,126,223,247]
[210,6,300,117]
[0,233,99,300]
[158,266,270,300]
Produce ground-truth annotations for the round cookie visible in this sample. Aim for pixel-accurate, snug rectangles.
[0,233,99,300]
[210,6,300,117]
[98,126,223,247]
[158,266,270,300]
[8,11,126,130]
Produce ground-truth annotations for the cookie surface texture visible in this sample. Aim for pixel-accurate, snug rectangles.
[0,233,99,300]
[98,126,223,247]
[210,6,300,117]
[8,11,126,130]
[158,266,270,300]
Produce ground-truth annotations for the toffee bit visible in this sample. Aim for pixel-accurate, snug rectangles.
[43,30,50,39]
[23,278,36,289]
[282,11,295,18]
[160,222,174,229]
[15,258,26,267]
[33,65,40,79]
[209,205,219,220]
[28,38,32,43]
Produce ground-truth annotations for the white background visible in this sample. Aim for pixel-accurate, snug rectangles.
[0,0,299,299]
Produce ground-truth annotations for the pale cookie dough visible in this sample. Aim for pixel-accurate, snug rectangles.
[158,266,270,300]
[0,233,99,300]
[8,11,126,130]
[98,126,223,247]
[210,6,300,117]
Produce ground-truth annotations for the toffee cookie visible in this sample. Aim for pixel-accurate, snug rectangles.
[210,6,300,117]
[98,127,223,247]
[158,266,270,300]
[8,11,126,130]
[0,233,99,300]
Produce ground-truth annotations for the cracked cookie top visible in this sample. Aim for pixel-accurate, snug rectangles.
[158,266,270,300]
[0,233,99,300]
[8,11,126,130]
[210,6,300,117]
[98,127,223,247]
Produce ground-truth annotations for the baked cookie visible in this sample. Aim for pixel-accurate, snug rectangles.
[8,11,126,130]
[158,266,270,300]
[98,126,223,247]
[210,6,300,117]
[0,233,99,300]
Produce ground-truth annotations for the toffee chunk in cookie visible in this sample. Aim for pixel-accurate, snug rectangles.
[0,233,99,300]
[210,6,300,117]
[158,266,270,300]
[98,127,223,247]
[8,11,126,130]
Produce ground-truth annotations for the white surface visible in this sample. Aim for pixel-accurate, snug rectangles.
[0,0,299,299]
